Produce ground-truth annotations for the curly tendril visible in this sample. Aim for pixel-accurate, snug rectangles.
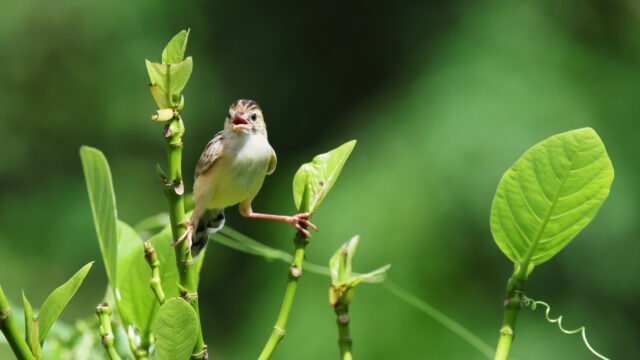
[521,294,609,360]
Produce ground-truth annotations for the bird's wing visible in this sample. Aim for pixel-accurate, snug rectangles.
[267,148,277,175]
[195,131,225,178]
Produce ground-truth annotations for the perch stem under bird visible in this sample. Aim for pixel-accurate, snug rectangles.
[172,99,317,256]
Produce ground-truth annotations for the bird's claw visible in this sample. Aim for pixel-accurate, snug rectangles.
[172,220,194,251]
[288,212,317,237]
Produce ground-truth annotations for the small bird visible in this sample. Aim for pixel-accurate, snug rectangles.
[175,99,317,256]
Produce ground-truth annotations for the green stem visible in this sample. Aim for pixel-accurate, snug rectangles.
[0,284,34,360]
[493,276,525,360]
[162,116,207,359]
[258,232,309,360]
[143,242,166,304]
[96,303,122,360]
[335,304,353,360]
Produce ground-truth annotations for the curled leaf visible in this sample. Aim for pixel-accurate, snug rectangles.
[151,108,175,122]
[149,84,169,109]
[329,236,391,289]
[329,236,359,286]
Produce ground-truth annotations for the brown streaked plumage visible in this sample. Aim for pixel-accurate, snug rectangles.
[175,99,316,256]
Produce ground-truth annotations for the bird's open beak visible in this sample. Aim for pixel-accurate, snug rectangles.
[232,115,250,131]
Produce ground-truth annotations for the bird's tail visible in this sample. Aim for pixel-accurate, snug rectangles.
[192,208,225,259]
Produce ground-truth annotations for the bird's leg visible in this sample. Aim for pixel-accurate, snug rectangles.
[239,202,317,237]
[171,219,195,250]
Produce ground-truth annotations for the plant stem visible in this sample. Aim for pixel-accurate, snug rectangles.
[0,284,34,360]
[493,276,525,360]
[335,303,353,360]
[258,232,309,360]
[162,116,207,359]
[96,303,122,360]
[143,242,166,304]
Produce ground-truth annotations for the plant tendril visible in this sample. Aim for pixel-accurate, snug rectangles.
[521,294,609,360]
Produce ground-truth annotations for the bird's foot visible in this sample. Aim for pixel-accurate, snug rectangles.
[285,212,317,237]
[171,219,194,251]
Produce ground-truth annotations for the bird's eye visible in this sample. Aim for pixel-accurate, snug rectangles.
[250,114,257,121]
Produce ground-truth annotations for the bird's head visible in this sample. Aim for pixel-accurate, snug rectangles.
[224,99,267,136]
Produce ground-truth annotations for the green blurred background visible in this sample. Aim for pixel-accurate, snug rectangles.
[1,0,639,358]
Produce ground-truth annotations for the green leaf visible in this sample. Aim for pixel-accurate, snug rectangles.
[38,262,93,344]
[329,236,359,286]
[152,298,198,360]
[80,146,118,288]
[115,220,206,337]
[329,236,391,288]
[113,221,159,338]
[145,57,193,106]
[162,29,190,64]
[22,290,35,351]
[167,57,192,99]
[345,264,391,287]
[490,128,614,278]
[134,212,170,237]
[293,140,356,213]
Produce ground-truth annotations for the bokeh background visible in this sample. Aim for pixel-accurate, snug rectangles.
[1,0,639,358]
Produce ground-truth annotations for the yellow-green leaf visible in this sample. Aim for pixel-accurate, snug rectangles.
[490,128,614,279]
[80,146,117,288]
[38,262,93,344]
[145,57,193,107]
[115,219,206,337]
[162,29,190,64]
[293,140,356,213]
[329,236,359,286]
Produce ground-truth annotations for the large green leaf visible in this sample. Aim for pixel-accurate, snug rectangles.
[152,298,198,360]
[38,262,93,344]
[114,221,159,338]
[490,128,614,278]
[293,140,356,213]
[80,146,117,287]
[114,220,206,337]
[162,29,190,64]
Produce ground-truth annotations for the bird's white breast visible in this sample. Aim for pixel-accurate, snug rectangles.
[207,132,273,208]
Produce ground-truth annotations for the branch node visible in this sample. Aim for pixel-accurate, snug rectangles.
[174,181,184,195]
[499,325,514,336]
[273,326,285,336]
[0,308,11,322]
[290,266,301,278]
[337,312,350,325]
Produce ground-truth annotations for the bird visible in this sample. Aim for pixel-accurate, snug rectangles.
[174,99,317,256]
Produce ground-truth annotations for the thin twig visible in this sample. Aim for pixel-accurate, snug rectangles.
[258,231,309,360]
[143,241,166,304]
[96,303,122,360]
